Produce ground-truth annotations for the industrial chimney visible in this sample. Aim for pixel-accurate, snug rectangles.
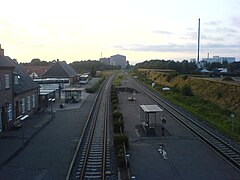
[197,18,200,64]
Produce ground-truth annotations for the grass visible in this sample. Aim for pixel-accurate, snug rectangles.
[113,73,125,86]
[85,78,105,93]
[165,88,240,142]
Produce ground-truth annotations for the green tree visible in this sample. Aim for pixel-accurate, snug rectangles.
[90,65,96,77]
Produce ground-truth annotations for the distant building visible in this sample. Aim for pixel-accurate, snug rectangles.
[202,56,235,64]
[190,58,196,63]
[110,54,126,69]
[21,65,50,79]
[42,60,78,85]
[99,58,110,65]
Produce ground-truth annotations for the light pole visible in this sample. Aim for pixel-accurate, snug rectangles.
[231,113,235,132]
[48,98,55,120]
[161,87,170,135]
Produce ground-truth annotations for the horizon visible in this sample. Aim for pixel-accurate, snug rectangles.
[1,0,240,64]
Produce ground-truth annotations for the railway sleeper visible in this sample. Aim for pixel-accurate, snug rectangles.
[86,165,102,169]
[84,175,101,179]
[87,161,102,165]
[85,171,101,176]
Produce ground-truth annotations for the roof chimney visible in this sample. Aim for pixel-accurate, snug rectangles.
[0,44,4,56]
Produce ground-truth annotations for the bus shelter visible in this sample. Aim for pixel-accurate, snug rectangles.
[140,105,163,135]
[62,87,84,103]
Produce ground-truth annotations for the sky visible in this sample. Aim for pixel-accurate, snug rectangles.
[0,0,240,64]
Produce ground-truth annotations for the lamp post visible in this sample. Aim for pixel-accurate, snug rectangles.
[161,87,170,135]
[48,98,55,120]
[231,114,235,132]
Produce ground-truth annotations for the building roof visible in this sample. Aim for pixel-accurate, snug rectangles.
[42,61,78,78]
[6,58,39,95]
[140,105,163,113]
[0,55,14,68]
[21,65,50,77]
[110,54,126,58]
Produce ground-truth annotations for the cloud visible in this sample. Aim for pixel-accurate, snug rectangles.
[230,17,240,26]
[202,43,240,49]
[181,32,197,40]
[114,43,196,52]
[204,20,222,26]
[153,30,172,35]
[201,35,223,41]
[114,43,240,53]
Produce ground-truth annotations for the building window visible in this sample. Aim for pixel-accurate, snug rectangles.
[8,103,12,121]
[21,98,25,114]
[32,94,36,108]
[14,75,19,85]
[27,96,31,111]
[5,74,10,89]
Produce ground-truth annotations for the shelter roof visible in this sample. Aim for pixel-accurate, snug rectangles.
[140,105,163,113]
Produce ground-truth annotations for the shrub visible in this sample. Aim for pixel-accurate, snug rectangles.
[222,76,234,81]
[113,110,122,120]
[166,72,179,82]
[113,119,124,133]
[86,78,105,93]
[116,148,126,167]
[113,134,129,148]
[181,75,188,80]
[181,85,193,96]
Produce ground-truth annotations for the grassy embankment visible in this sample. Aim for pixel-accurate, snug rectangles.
[132,69,240,142]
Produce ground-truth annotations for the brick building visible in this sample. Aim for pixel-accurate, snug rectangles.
[0,46,14,132]
[42,60,78,85]
[0,45,39,132]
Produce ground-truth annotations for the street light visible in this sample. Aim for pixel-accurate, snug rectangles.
[20,115,29,145]
[161,87,170,134]
[48,98,55,120]
[231,113,235,132]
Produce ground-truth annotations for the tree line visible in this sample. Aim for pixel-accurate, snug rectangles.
[134,60,198,74]
[19,58,120,73]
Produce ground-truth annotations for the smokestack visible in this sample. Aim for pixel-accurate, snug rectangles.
[197,18,200,63]
[207,52,209,59]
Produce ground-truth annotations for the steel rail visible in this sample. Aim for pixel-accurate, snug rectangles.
[66,78,110,180]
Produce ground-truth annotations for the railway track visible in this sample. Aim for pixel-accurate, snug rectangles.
[66,77,114,180]
[129,75,240,171]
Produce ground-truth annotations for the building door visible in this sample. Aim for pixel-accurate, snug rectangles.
[0,108,2,132]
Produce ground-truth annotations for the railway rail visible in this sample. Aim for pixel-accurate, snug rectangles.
[129,75,240,171]
[66,77,114,180]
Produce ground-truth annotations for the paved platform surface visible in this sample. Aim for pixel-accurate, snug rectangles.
[0,92,97,179]
[118,75,240,180]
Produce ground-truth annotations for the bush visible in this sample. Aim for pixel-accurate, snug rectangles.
[113,110,122,120]
[113,119,124,133]
[86,78,105,93]
[181,85,193,96]
[116,148,126,167]
[166,72,179,82]
[181,75,188,80]
[113,134,129,148]
[222,76,234,81]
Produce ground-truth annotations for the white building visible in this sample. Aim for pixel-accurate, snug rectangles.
[202,56,235,64]
[99,57,110,65]
[110,54,126,69]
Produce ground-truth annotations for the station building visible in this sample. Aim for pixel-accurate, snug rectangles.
[0,45,39,132]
